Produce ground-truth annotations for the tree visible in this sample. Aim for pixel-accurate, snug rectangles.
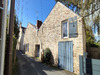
[97,40,100,47]
[12,13,19,65]
[5,12,19,75]
[55,0,100,35]
[14,14,19,39]
[86,25,96,47]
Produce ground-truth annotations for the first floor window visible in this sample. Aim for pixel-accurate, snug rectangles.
[62,21,68,38]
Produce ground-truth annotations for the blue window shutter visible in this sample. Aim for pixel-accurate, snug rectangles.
[69,16,78,38]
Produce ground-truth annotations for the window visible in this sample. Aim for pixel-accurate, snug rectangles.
[69,16,78,38]
[61,16,78,38]
[62,21,68,38]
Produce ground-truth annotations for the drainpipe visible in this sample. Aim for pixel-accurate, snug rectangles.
[36,29,42,60]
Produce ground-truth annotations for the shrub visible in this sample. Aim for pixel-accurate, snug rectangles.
[43,48,51,64]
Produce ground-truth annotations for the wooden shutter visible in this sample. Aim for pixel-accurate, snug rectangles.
[69,16,78,38]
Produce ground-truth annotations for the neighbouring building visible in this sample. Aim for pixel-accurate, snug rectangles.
[24,2,85,75]
[24,20,42,56]
[16,23,26,52]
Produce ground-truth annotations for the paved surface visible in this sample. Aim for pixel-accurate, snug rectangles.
[16,50,73,75]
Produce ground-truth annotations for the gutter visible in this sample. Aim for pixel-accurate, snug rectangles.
[36,29,42,58]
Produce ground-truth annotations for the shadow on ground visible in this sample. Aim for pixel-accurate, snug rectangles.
[16,50,73,75]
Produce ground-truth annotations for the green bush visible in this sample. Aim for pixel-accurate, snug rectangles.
[12,36,17,66]
[43,48,51,64]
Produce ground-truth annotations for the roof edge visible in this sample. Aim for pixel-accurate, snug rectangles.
[27,22,38,31]
[57,1,81,17]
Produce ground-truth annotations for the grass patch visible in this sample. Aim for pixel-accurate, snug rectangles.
[36,57,39,59]
[12,58,20,75]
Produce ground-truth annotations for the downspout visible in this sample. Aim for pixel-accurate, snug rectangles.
[36,29,42,59]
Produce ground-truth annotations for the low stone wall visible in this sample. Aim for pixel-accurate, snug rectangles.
[87,47,100,59]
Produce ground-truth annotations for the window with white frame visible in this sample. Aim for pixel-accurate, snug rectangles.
[62,21,68,38]
[61,16,78,38]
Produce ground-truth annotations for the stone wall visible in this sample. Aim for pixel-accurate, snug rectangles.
[16,25,26,52]
[38,2,84,75]
[24,23,39,57]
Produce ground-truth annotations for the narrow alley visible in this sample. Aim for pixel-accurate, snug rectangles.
[16,50,73,75]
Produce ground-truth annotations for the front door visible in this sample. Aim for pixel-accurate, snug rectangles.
[36,45,40,57]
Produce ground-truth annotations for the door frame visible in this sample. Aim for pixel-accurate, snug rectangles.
[35,44,40,57]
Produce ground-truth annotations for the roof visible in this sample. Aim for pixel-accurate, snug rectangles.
[32,24,37,29]
[27,2,81,31]
[21,26,26,29]
[28,23,38,31]
[57,1,81,17]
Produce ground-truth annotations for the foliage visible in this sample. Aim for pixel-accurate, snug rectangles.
[12,36,17,65]
[5,13,19,74]
[12,13,19,68]
[14,14,19,39]
[86,25,99,47]
[97,40,100,47]
[6,13,19,65]
[12,13,19,75]
[86,25,95,46]
[85,18,99,47]
[43,48,52,64]
[12,58,20,75]
[55,0,100,34]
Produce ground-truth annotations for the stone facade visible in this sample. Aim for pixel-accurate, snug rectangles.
[24,2,85,75]
[24,23,39,57]
[16,24,26,52]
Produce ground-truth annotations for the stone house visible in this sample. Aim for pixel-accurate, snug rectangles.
[16,23,26,52]
[24,2,85,75]
[24,21,42,56]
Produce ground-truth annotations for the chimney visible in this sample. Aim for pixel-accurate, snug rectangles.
[37,20,42,29]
